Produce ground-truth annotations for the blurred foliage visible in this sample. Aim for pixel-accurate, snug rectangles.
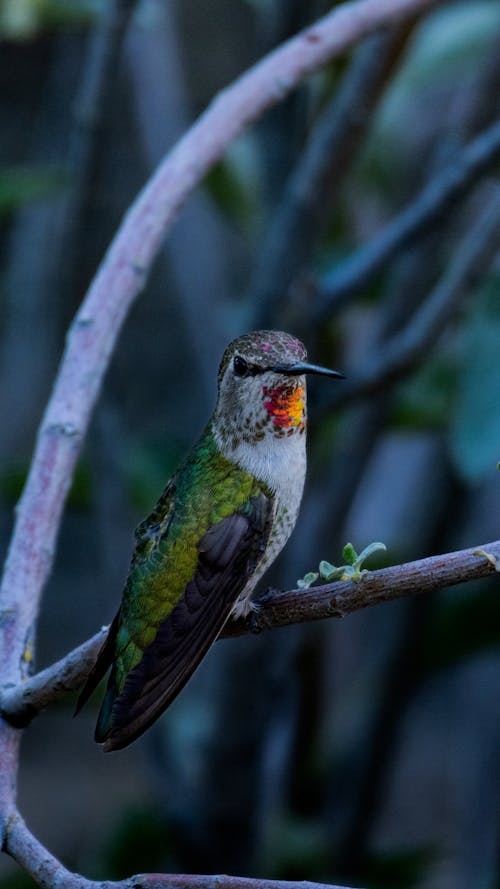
[359,845,438,889]
[367,2,500,149]
[0,0,94,40]
[354,2,500,198]
[263,815,328,881]
[392,354,458,431]
[450,274,500,481]
[0,168,68,218]
[422,582,500,674]
[204,139,259,231]
[264,820,436,888]
[91,806,172,880]
[124,439,184,514]
[0,459,93,510]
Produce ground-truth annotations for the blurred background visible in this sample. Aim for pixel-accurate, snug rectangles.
[1,0,500,887]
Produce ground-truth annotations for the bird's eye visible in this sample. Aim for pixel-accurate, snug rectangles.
[233,356,249,378]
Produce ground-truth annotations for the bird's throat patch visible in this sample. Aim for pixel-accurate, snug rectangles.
[263,383,306,431]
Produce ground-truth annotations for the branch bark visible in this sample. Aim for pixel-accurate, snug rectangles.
[0,1,448,886]
[0,0,443,684]
[241,541,500,632]
[2,540,499,726]
[5,813,360,889]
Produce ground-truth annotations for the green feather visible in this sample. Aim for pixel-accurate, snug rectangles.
[112,425,268,695]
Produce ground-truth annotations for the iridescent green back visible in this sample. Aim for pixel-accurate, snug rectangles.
[114,425,269,693]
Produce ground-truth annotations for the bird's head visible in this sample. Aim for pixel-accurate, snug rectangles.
[213,330,344,446]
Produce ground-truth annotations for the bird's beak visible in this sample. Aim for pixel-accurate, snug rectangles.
[271,361,345,379]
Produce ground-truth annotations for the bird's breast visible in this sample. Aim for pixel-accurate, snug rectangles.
[229,435,306,619]
[229,429,306,504]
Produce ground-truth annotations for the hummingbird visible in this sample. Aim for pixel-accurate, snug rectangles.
[77,330,344,751]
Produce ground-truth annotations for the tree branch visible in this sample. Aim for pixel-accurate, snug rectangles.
[2,540,499,727]
[317,117,500,315]
[319,185,500,413]
[231,540,500,634]
[0,3,444,884]
[0,630,108,728]
[4,812,360,889]
[0,0,442,686]
[251,23,413,326]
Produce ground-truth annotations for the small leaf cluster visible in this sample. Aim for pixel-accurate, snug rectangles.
[297,541,387,588]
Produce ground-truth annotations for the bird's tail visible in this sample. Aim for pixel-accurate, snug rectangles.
[94,674,118,743]
[74,610,121,720]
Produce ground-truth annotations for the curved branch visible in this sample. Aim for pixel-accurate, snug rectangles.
[0,3,448,887]
[0,629,107,728]
[0,0,442,685]
[5,811,360,889]
[2,540,498,726]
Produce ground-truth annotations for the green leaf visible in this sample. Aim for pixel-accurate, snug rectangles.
[299,541,388,587]
[342,542,357,565]
[450,275,500,480]
[318,561,345,581]
[297,572,319,589]
[356,541,387,564]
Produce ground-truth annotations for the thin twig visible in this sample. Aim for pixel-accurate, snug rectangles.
[319,187,500,414]
[2,540,499,726]
[71,0,139,182]
[251,24,413,325]
[317,118,500,315]
[235,540,500,634]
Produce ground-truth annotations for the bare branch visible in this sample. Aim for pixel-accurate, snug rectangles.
[0,0,442,686]
[230,541,500,634]
[318,118,500,315]
[0,630,107,728]
[0,3,450,887]
[2,540,499,727]
[5,812,360,889]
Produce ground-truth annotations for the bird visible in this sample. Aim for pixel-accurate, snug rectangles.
[76,330,344,751]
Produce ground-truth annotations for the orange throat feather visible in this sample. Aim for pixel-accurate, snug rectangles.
[263,383,306,431]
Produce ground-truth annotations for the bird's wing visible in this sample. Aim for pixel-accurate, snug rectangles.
[99,490,273,751]
[75,478,177,718]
